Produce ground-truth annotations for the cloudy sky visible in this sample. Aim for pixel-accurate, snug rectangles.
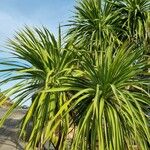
[0,0,75,44]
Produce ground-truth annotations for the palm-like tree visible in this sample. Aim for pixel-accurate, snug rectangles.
[0,0,150,150]
[43,44,150,150]
[67,0,150,46]
[67,0,123,49]
[111,0,150,41]
[0,27,75,149]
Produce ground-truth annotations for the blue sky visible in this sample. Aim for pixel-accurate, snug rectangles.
[0,0,75,44]
[0,0,75,105]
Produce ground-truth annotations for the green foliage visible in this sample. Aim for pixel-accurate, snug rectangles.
[67,0,150,47]
[0,27,75,149]
[42,44,150,150]
[67,0,123,48]
[111,0,150,41]
[0,0,150,150]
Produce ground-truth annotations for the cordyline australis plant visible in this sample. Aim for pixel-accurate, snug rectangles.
[0,0,150,150]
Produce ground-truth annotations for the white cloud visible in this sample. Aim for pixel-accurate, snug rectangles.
[0,12,16,42]
[0,11,40,44]
[0,13,18,43]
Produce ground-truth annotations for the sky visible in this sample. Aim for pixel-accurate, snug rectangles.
[0,0,75,105]
[0,0,75,44]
